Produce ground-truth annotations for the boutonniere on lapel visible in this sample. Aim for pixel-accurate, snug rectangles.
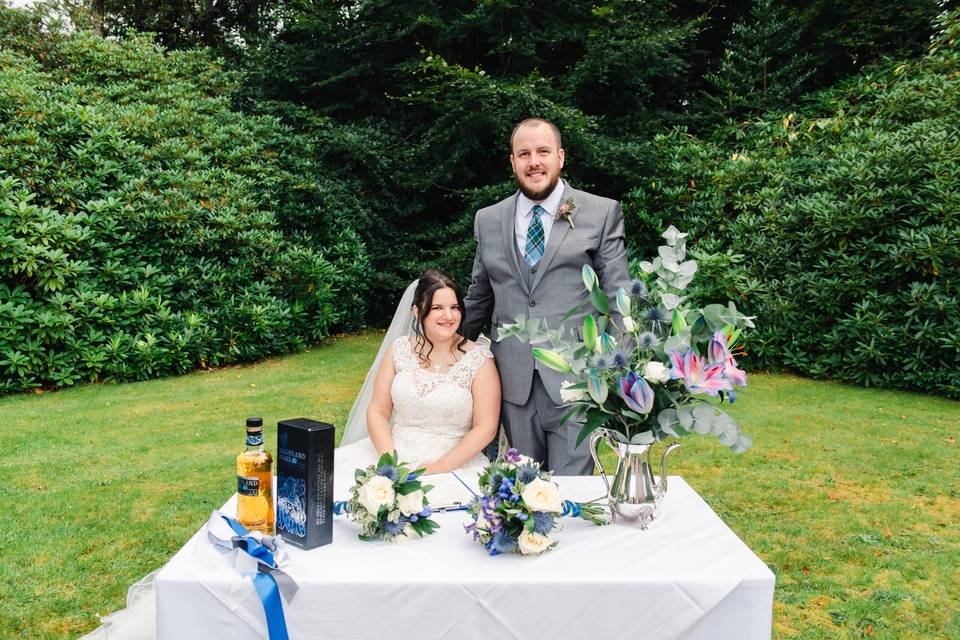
[556,196,576,229]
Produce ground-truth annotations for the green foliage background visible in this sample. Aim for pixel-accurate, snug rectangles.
[0,12,370,391]
[625,14,960,397]
[1,1,958,398]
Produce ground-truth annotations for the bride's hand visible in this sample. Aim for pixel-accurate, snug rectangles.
[415,461,442,475]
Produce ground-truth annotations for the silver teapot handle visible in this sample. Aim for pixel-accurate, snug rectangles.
[588,428,612,498]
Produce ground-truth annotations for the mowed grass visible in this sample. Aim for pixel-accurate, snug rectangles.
[2,331,958,639]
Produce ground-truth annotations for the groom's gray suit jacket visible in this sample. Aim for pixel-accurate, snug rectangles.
[462,181,630,406]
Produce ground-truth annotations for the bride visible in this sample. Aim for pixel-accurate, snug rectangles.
[82,270,500,640]
[337,268,500,474]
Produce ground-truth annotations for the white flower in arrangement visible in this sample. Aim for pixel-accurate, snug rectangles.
[397,489,425,516]
[521,478,563,513]
[518,531,552,555]
[357,475,395,514]
[559,380,587,403]
[643,360,671,384]
[622,316,638,333]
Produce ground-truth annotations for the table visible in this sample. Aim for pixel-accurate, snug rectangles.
[155,475,775,640]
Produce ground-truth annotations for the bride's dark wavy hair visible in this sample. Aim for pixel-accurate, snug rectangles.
[411,269,467,366]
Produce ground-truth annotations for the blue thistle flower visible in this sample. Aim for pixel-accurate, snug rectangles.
[487,531,518,554]
[630,280,648,298]
[592,355,610,371]
[376,465,398,481]
[644,307,668,324]
[382,520,403,536]
[638,331,659,350]
[612,350,629,368]
[516,464,538,484]
[532,512,556,535]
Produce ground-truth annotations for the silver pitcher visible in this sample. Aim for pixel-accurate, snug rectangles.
[589,428,680,528]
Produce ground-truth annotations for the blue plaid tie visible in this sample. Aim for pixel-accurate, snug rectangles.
[524,205,546,266]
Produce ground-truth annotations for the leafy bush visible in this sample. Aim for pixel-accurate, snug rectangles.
[624,12,960,398]
[0,16,370,392]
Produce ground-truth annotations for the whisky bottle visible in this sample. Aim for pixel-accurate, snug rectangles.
[236,417,275,535]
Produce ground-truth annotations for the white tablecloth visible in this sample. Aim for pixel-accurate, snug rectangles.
[155,473,774,640]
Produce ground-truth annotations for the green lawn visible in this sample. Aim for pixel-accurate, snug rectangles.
[2,332,958,638]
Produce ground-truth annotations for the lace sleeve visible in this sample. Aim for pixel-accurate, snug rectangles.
[462,342,493,379]
[391,337,411,372]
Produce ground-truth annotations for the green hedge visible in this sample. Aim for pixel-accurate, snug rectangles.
[625,12,960,398]
[0,19,370,392]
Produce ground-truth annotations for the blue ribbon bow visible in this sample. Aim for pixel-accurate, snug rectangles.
[212,513,291,640]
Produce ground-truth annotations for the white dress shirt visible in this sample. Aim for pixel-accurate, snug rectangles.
[515,179,567,254]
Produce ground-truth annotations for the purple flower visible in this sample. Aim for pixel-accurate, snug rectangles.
[617,371,655,414]
[503,448,522,464]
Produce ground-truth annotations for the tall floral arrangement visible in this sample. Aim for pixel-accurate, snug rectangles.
[498,226,754,451]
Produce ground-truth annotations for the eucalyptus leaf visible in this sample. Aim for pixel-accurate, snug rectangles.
[660,292,683,310]
[677,405,695,430]
[629,430,656,445]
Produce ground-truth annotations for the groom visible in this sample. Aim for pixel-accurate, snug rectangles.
[462,118,630,475]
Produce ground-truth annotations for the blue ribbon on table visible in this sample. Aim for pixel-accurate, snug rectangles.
[207,512,294,640]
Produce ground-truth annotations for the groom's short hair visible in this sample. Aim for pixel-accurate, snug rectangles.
[510,118,562,151]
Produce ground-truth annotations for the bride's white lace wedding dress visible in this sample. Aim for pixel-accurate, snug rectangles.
[335,336,493,474]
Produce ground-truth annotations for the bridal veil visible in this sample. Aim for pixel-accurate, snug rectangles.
[339,280,418,446]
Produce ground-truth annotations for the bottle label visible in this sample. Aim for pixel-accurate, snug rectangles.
[246,433,264,447]
[238,475,260,496]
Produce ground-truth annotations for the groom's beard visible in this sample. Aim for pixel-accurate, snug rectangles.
[515,173,560,202]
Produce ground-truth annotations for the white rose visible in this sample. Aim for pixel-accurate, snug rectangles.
[397,489,425,516]
[518,530,552,555]
[643,361,671,384]
[521,478,563,513]
[559,380,586,403]
[357,475,395,514]
[623,316,638,333]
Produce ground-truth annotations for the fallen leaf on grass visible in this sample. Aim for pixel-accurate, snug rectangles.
[802,566,810,574]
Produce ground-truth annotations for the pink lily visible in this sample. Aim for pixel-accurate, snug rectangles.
[668,349,733,396]
[707,330,748,388]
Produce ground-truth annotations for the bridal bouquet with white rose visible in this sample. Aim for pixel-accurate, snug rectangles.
[498,226,755,451]
[345,451,440,542]
[464,448,607,556]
